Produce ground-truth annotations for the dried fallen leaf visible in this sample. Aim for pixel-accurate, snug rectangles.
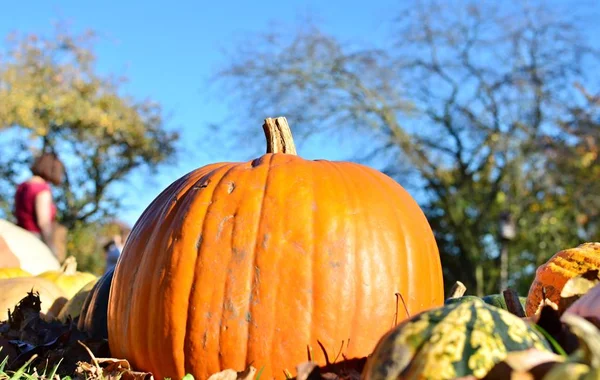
[117,369,156,380]
[559,270,600,313]
[74,341,154,380]
[95,357,132,371]
[560,313,600,368]
[478,349,564,380]
[76,361,103,380]
[541,362,592,380]
[497,349,563,371]
[296,362,319,380]
[293,357,366,380]
[563,282,600,322]
[320,357,366,380]
[207,366,256,380]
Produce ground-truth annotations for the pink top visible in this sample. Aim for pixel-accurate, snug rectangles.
[14,181,57,234]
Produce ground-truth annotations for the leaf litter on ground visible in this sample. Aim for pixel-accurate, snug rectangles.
[0,291,120,379]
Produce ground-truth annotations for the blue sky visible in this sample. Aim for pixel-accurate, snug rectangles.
[1,0,397,226]
[1,1,599,227]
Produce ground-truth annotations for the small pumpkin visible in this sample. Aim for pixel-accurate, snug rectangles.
[0,277,67,319]
[0,267,31,279]
[108,117,445,380]
[526,242,600,316]
[37,256,97,299]
[78,267,114,339]
[57,278,97,322]
[361,298,553,380]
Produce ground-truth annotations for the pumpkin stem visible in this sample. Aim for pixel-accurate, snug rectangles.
[502,288,526,318]
[449,281,467,298]
[60,256,78,275]
[263,117,297,155]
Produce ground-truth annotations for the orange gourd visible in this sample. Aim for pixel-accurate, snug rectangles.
[525,242,600,316]
[108,117,444,380]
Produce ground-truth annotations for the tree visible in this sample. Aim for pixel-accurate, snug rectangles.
[0,27,180,272]
[540,84,600,240]
[0,27,180,228]
[213,1,600,295]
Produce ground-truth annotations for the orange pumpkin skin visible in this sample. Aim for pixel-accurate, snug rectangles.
[525,242,600,316]
[107,118,444,380]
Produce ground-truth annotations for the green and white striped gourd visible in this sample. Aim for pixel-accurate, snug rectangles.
[361,298,552,380]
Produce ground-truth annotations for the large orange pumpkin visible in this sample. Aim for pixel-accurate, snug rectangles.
[525,242,600,316]
[108,117,444,380]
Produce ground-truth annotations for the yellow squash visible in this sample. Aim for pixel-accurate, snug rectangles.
[0,267,31,279]
[37,256,97,299]
[0,277,67,319]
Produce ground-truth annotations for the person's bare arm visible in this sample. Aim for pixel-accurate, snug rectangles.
[35,190,55,251]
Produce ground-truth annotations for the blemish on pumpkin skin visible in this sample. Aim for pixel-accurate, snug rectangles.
[196,235,203,249]
[232,247,247,262]
[225,299,236,314]
[216,215,234,239]
[261,234,270,249]
[250,266,261,305]
[227,182,235,194]
[245,312,252,322]
[202,331,208,348]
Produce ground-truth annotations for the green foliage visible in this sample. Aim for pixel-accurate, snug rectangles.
[66,221,109,275]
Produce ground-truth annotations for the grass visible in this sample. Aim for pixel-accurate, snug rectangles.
[0,351,66,380]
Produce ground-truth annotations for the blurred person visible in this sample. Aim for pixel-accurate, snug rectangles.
[103,224,131,273]
[13,152,64,255]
